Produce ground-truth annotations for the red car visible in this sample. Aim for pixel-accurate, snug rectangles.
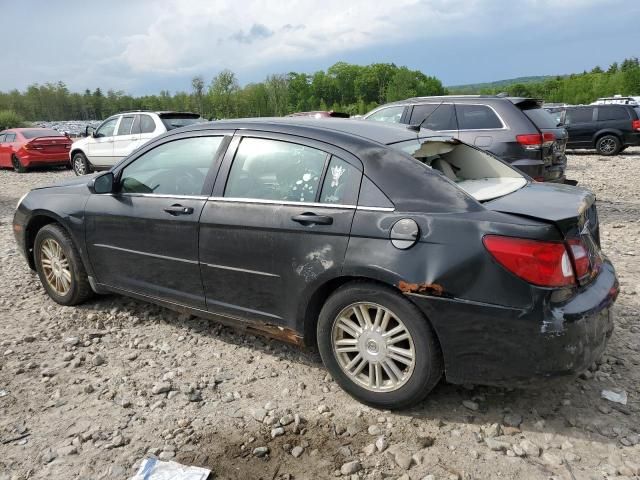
[0,128,72,173]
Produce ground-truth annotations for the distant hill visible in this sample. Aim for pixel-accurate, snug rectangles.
[447,75,563,94]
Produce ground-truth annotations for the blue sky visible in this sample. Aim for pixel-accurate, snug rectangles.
[3,0,640,95]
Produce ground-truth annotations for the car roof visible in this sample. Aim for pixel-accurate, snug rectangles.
[378,95,538,105]
[176,117,424,146]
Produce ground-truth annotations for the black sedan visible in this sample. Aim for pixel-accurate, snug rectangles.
[13,118,618,409]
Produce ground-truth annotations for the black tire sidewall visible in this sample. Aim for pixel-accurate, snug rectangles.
[12,155,26,173]
[596,135,621,156]
[317,284,442,409]
[34,226,82,305]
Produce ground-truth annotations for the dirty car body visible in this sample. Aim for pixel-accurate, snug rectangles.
[14,118,618,407]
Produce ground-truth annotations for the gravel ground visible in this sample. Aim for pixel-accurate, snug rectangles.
[0,149,639,480]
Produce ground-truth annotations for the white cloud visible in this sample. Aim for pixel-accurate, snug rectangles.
[104,0,600,77]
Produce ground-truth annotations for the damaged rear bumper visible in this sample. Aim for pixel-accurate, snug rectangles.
[408,260,618,387]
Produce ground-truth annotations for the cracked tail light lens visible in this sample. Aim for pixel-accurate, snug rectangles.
[483,235,575,287]
[567,238,590,280]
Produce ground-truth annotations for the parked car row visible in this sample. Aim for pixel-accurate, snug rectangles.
[14,117,618,409]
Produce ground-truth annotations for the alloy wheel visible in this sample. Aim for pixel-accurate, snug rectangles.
[331,302,416,392]
[599,138,617,154]
[40,238,72,296]
[73,157,86,175]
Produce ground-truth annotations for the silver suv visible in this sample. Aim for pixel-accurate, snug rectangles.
[70,111,204,175]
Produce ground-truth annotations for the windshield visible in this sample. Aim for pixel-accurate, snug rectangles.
[160,115,205,130]
[390,139,527,202]
[522,107,560,129]
[21,129,64,139]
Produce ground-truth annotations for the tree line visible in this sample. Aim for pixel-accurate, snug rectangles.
[452,57,640,104]
[0,62,445,123]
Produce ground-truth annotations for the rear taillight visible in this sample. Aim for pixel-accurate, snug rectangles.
[483,235,575,287]
[516,132,555,150]
[567,238,590,280]
[23,142,42,151]
[632,119,640,131]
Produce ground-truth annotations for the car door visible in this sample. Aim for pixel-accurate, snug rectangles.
[199,132,361,328]
[455,104,504,149]
[564,107,596,147]
[84,132,230,309]
[87,116,119,167]
[112,115,139,161]
[0,133,9,167]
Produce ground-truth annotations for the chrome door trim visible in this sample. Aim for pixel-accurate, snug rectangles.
[203,263,280,278]
[93,243,198,264]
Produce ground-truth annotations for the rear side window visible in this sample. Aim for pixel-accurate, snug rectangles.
[565,107,594,124]
[366,106,404,123]
[116,116,135,135]
[597,106,630,121]
[225,138,328,203]
[319,156,360,205]
[409,104,456,130]
[139,115,156,134]
[522,108,559,128]
[456,105,503,130]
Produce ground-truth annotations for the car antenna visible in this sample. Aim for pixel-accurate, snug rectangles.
[406,100,445,133]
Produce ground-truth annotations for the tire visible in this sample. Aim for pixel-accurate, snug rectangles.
[34,224,93,306]
[596,135,621,156]
[317,282,443,409]
[72,152,91,176]
[11,155,27,173]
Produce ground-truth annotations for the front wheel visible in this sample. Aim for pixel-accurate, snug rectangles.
[596,135,621,156]
[11,155,27,173]
[317,283,443,409]
[72,152,91,176]
[34,224,93,305]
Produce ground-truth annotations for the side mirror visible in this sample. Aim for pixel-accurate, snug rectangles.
[89,172,115,194]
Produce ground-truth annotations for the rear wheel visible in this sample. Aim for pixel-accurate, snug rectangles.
[11,155,26,173]
[317,283,443,409]
[34,224,93,305]
[72,152,90,176]
[596,135,621,156]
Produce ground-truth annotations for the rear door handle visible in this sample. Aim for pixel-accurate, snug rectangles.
[291,212,333,226]
[163,204,194,216]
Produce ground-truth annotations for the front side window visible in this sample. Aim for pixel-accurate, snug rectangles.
[565,107,594,124]
[120,136,223,196]
[366,106,404,123]
[224,138,327,203]
[456,104,503,130]
[409,104,456,130]
[0,134,5,143]
[5,133,16,142]
[95,118,118,138]
[319,156,360,205]
[116,116,135,135]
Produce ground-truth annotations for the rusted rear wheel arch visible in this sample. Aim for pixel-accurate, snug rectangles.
[300,276,444,353]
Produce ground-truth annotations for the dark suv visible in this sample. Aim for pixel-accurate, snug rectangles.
[364,96,568,182]
[545,104,640,155]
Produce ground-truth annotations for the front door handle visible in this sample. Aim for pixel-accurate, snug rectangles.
[163,204,194,216]
[291,212,333,226]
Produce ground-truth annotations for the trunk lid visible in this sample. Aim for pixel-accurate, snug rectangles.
[486,182,602,285]
[26,136,72,153]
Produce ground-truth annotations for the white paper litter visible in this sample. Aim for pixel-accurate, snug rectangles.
[129,458,210,480]
[601,389,628,405]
